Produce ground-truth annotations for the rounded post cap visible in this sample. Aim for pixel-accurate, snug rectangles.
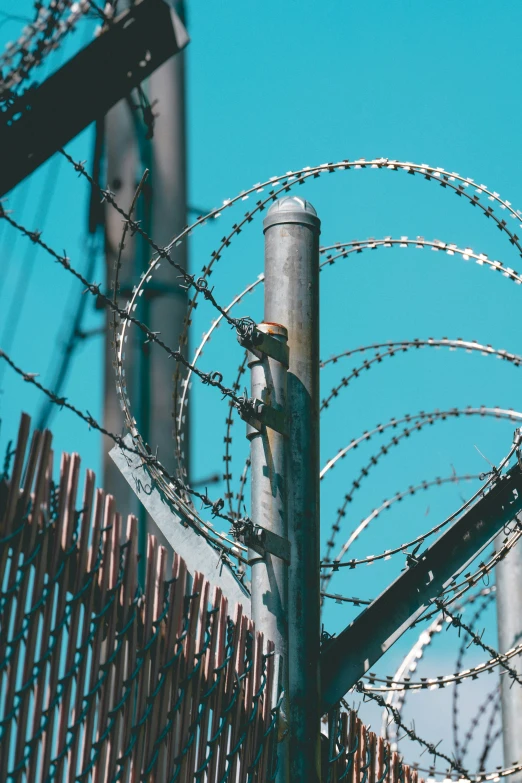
[263,196,321,232]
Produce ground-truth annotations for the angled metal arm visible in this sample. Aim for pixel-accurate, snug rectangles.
[320,461,522,714]
[0,0,189,196]
[109,437,250,611]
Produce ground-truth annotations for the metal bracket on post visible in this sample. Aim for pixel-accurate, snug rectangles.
[239,398,286,435]
[237,324,289,436]
[241,524,291,565]
[245,320,290,782]
[238,327,290,367]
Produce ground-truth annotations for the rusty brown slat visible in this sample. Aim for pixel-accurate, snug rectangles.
[368,731,377,783]
[349,713,359,783]
[93,511,122,783]
[53,468,95,780]
[12,512,52,775]
[26,453,71,783]
[175,570,204,781]
[376,736,385,783]
[0,429,43,664]
[391,751,399,783]
[39,453,81,780]
[68,487,106,780]
[79,496,115,777]
[118,515,139,783]
[10,432,62,776]
[0,429,50,779]
[230,613,250,780]
[2,412,31,535]
[207,593,229,783]
[131,536,159,782]
[106,514,139,782]
[247,631,264,783]
[185,577,211,781]
[142,545,168,781]
[215,602,244,782]
[237,618,255,783]
[195,585,222,779]
[163,554,188,778]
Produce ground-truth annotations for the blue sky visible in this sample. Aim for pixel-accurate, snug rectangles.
[2,0,522,770]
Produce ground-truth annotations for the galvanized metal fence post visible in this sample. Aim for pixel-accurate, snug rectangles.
[263,196,321,783]
[248,322,290,781]
[495,527,522,782]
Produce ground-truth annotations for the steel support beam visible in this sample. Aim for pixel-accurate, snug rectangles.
[320,462,522,714]
[109,436,250,610]
[0,0,188,196]
[263,197,321,783]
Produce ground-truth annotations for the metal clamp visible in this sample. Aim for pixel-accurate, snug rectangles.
[240,397,286,436]
[238,323,289,367]
[244,525,291,565]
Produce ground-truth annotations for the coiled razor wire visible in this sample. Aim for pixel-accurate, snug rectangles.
[5,147,522,779]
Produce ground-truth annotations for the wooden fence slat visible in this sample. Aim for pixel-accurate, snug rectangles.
[207,593,229,783]
[160,553,186,779]
[68,487,105,781]
[26,452,71,783]
[118,514,139,783]
[79,495,114,778]
[185,576,210,781]
[131,535,159,782]
[53,468,95,780]
[176,570,204,781]
[0,429,48,782]
[143,545,168,781]
[92,510,122,783]
[2,412,30,536]
[40,453,81,780]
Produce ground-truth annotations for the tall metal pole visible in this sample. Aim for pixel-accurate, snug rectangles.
[263,196,321,783]
[147,0,189,483]
[103,1,189,581]
[495,530,522,780]
[248,323,289,781]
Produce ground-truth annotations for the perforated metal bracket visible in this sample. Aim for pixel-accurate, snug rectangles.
[244,525,291,565]
[241,398,286,436]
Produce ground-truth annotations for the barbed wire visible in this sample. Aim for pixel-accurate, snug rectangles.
[168,157,522,483]
[0,1,92,101]
[321,338,522,412]
[18,145,522,776]
[477,701,502,774]
[452,591,496,764]
[320,409,522,570]
[58,149,256,336]
[0,346,248,553]
[0,202,254,413]
[433,600,522,688]
[351,684,522,782]
[321,472,481,598]
[60,149,522,492]
[346,689,470,779]
[382,587,496,745]
[176,257,522,524]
